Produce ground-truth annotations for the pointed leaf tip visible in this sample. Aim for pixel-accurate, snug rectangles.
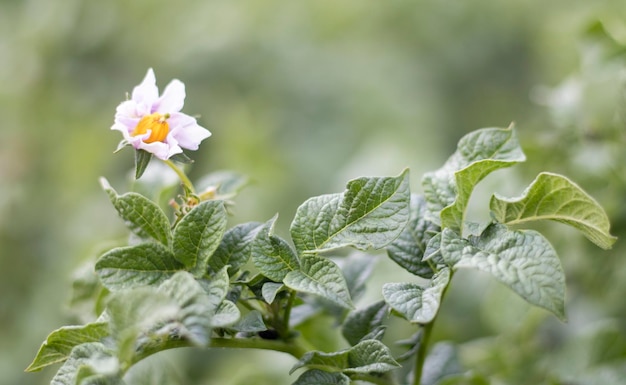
[291,169,410,254]
[422,126,525,231]
[134,149,153,179]
[490,172,617,250]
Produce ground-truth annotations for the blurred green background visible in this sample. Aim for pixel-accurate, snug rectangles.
[2,0,625,384]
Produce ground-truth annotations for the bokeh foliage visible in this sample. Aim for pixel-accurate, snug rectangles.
[1,0,625,384]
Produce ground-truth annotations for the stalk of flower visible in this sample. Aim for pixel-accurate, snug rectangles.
[111,68,211,187]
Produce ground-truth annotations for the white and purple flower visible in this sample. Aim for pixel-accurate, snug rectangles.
[112,68,210,160]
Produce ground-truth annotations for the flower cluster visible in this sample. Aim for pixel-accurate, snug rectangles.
[111,68,210,160]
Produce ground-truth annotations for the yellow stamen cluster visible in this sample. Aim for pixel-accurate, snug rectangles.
[132,112,170,143]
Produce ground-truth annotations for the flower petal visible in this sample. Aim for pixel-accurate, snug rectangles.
[168,113,211,150]
[155,79,185,113]
[137,140,180,160]
[131,68,159,109]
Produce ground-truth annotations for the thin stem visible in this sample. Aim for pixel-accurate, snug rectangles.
[131,335,311,369]
[413,322,433,385]
[210,336,310,359]
[280,290,297,338]
[412,270,454,385]
[164,159,195,194]
[352,372,399,385]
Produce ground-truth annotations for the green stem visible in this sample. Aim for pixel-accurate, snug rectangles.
[413,270,454,385]
[210,336,310,359]
[352,373,399,385]
[164,159,195,194]
[280,290,297,338]
[131,335,311,369]
[413,322,433,385]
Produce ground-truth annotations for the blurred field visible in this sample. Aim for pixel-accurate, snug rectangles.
[1,1,625,384]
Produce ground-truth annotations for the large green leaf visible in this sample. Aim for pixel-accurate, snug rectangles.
[26,322,110,372]
[440,225,566,320]
[490,172,617,249]
[292,370,350,385]
[95,243,184,291]
[421,342,463,385]
[386,194,439,278]
[251,216,300,282]
[422,126,526,231]
[382,268,450,324]
[341,300,388,346]
[157,272,215,346]
[229,310,267,333]
[210,300,241,328]
[100,178,172,246]
[291,169,410,254]
[284,255,353,309]
[202,266,230,310]
[50,343,120,385]
[173,200,228,276]
[107,288,179,365]
[290,339,400,374]
[209,222,263,275]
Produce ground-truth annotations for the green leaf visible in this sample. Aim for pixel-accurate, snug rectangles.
[157,271,214,346]
[50,343,119,385]
[202,266,230,310]
[420,342,463,385]
[386,194,439,278]
[209,222,263,275]
[291,169,410,254]
[441,224,566,320]
[251,216,300,282]
[291,369,350,385]
[423,232,444,265]
[284,255,353,309]
[490,172,617,249]
[261,282,285,304]
[173,200,228,276]
[382,267,450,324]
[290,339,400,374]
[168,152,194,164]
[339,254,377,304]
[107,288,179,365]
[422,126,526,231]
[100,178,172,246]
[95,243,184,291]
[134,149,153,179]
[341,300,388,346]
[210,300,241,328]
[26,323,110,372]
[229,310,267,332]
